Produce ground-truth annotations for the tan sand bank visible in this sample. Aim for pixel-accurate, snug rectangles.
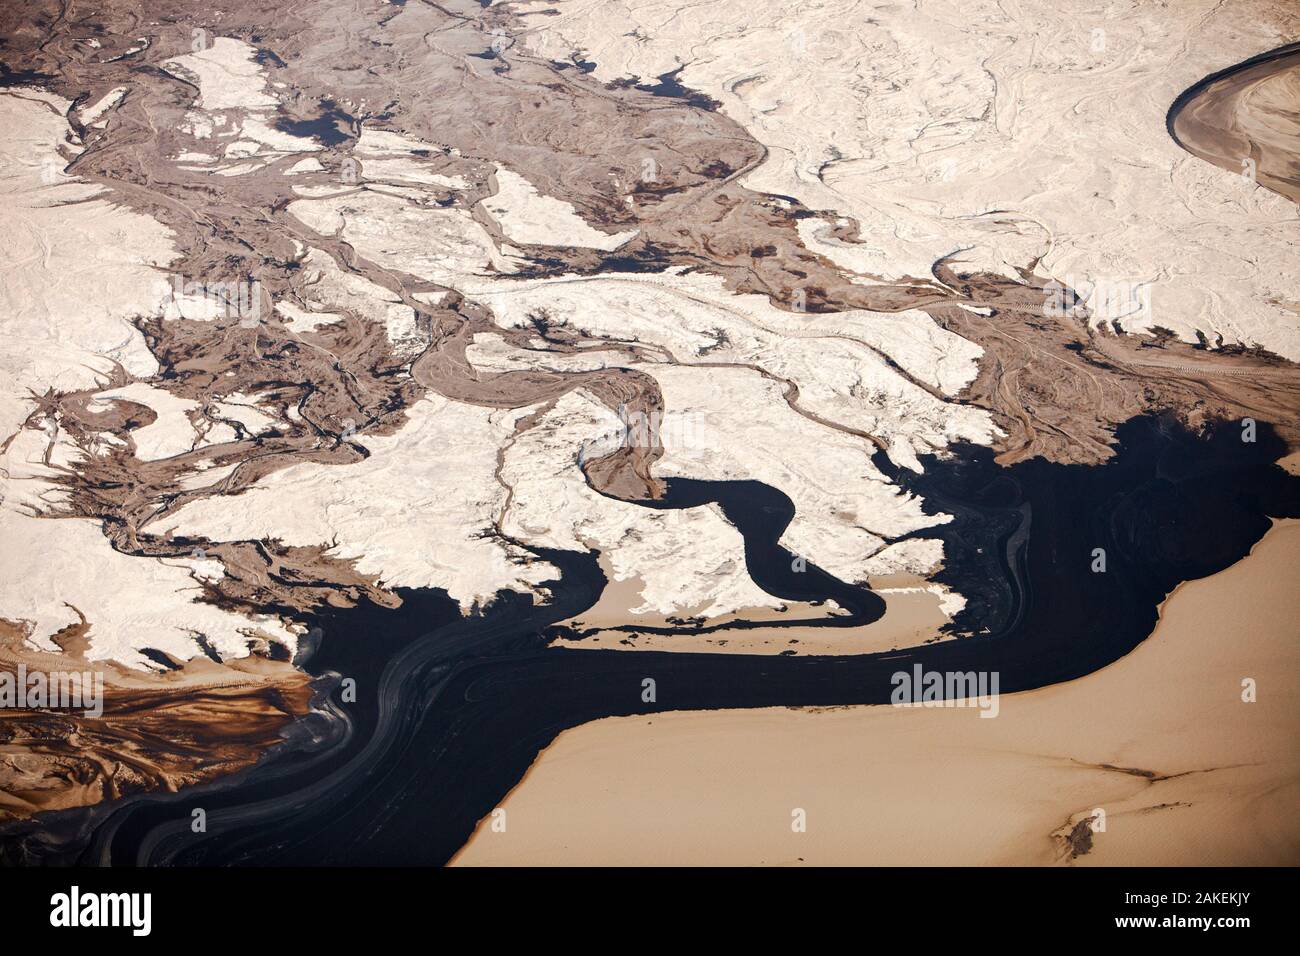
[454,520,1300,866]
[1170,45,1300,203]
[554,562,952,657]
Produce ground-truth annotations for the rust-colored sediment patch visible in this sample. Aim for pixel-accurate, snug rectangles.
[0,618,311,823]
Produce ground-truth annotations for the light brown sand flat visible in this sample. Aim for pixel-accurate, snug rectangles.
[454,520,1300,866]
[554,561,951,656]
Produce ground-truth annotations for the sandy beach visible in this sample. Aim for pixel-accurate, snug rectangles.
[455,519,1300,866]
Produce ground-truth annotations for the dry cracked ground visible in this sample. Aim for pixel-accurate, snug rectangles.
[0,0,1297,860]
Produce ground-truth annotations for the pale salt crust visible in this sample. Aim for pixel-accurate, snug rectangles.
[163,37,321,161]
[0,92,174,437]
[274,298,343,332]
[0,92,296,669]
[0,429,295,670]
[634,362,947,582]
[0,509,295,671]
[211,393,279,435]
[167,395,559,613]
[167,390,782,619]
[464,333,955,589]
[1,69,985,664]
[457,269,998,472]
[287,190,523,287]
[517,0,1300,360]
[154,278,253,322]
[167,375,961,621]
[176,460,241,491]
[360,157,468,190]
[93,383,201,461]
[353,127,439,157]
[285,183,986,609]
[352,127,472,188]
[285,151,642,282]
[501,390,783,617]
[483,167,638,251]
[294,248,423,354]
[77,86,126,127]
[862,538,946,578]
